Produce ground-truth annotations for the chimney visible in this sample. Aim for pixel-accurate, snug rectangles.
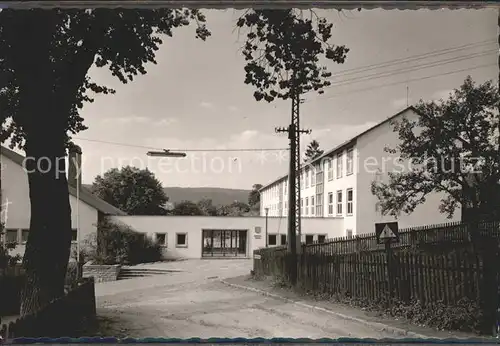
[68,144,82,188]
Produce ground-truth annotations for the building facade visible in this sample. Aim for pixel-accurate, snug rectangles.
[0,146,127,259]
[259,106,461,238]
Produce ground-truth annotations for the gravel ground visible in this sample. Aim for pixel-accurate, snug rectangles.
[92,259,442,339]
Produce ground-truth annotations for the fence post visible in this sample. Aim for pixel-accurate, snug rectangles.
[385,240,395,298]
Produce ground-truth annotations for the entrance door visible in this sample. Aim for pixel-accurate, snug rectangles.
[202,229,248,257]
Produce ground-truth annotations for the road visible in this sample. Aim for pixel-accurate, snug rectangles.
[95,259,410,339]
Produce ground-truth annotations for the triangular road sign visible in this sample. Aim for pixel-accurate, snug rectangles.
[380,224,396,239]
[375,222,399,244]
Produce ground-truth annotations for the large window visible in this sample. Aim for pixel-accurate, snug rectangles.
[311,196,315,215]
[327,158,334,181]
[280,234,287,246]
[155,233,167,247]
[346,149,354,175]
[337,153,343,178]
[305,197,309,215]
[6,229,17,243]
[316,193,323,216]
[347,188,353,215]
[305,235,314,244]
[268,234,277,246]
[21,229,29,244]
[336,190,343,215]
[328,192,334,215]
[176,233,188,248]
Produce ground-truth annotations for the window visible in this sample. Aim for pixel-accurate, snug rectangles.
[346,149,354,175]
[301,198,304,215]
[21,229,29,244]
[305,197,309,215]
[305,170,310,188]
[6,229,17,243]
[316,193,323,216]
[347,188,353,215]
[311,196,315,215]
[284,183,287,195]
[328,192,334,215]
[346,229,353,239]
[327,158,334,181]
[156,233,167,246]
[311,167,316,186]
[301,172,304,189]
[176,233,188,247]
[337,153,343,178]
[305,235,314,244]
[318,235,326,243]
[336,190,343,215]
[280,234,287,246]
[71,229,78,242]
[268,234,277,246]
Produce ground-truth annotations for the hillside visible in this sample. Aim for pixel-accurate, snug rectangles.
[84,184,250,206]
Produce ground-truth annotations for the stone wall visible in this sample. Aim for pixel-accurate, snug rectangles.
[82,262,121,283]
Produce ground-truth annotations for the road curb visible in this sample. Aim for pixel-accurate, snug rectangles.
[220,280,429,339]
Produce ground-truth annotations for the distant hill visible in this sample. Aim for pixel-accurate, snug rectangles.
[84,184,250,206]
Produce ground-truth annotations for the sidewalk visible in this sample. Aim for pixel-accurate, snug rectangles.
[222,275,492,340]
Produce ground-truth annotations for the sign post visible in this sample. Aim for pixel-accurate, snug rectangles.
[375,222,400,297]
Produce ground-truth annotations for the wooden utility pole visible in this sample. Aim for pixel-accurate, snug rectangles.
[275,91,311,285]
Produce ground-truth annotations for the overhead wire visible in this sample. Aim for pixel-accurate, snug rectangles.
[73,137,289,152]
[329,39,496,78]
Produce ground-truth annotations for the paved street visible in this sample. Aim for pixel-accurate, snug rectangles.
[95,259,413,339]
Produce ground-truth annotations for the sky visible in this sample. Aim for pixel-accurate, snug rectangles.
[63,8,497,190]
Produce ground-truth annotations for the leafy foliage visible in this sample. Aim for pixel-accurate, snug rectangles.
[92,166,169,215]
[92,219,163,265]
[171,201,205,216]
[0,9,210,149]
[304,140,324,162]
[217,201,252,216]
[197,198,218,216]
[248,183,263,207]
[371,77,500,221]
[236,9,349,102]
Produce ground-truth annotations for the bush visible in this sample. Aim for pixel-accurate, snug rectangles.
[89,219,163,265]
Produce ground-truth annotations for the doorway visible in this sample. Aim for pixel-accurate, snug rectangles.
[202,229,248,258]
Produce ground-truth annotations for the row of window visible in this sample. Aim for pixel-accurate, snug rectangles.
[2,229,188,249]
[263,148,355,200]
[267,233,328,246]
[275,188,354,217]
[153,232,188,248]
[3,228,78,244]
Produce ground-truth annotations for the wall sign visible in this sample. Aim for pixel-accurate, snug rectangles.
[254,226,262,234]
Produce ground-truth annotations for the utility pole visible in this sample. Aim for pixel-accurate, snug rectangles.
[275,92,311,285]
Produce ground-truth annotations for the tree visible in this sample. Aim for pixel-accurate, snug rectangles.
[371,77,500,223]
[0,8,209,315]
[171,201,204,216]
[237,10,348,102]
[91,166,168,215]
[248,184,263,207]
[216,201,251,216]
[304,140,324,162]
[197,198,218,216]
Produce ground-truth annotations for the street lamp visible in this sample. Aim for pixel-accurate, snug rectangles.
[147,149,187,158]
[265,207,269,248]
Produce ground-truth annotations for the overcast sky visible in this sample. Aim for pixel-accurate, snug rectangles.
[69,8,497,190]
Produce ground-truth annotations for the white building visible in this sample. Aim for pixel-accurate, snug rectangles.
[0,146,127,258]
[259,106,461,238]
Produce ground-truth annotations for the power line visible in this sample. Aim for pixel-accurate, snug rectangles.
[327,49,496,88]
[330,39,496,78]
[73,137,289,152]
[307,62,497,102]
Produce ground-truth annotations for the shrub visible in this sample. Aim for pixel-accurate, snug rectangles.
[88,219,163,265]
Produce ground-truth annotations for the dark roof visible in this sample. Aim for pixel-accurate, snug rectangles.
[259,106,419,192]
[1,146,127,216]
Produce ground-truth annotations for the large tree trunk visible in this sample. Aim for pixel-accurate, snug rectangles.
[20,131,73,316]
